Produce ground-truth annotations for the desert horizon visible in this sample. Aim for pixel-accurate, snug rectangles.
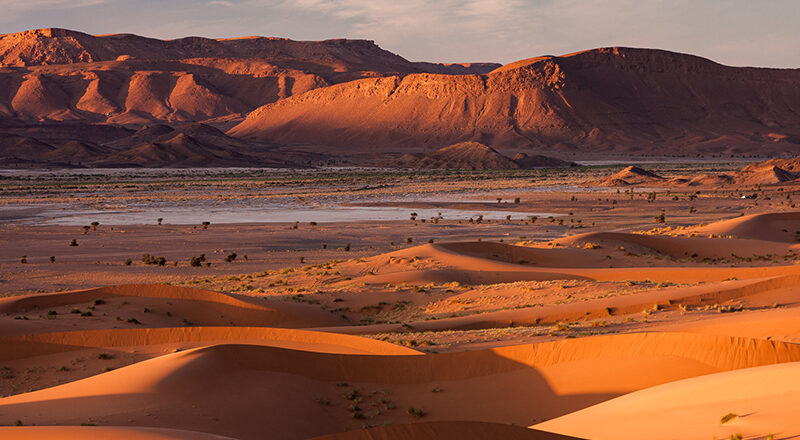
[3,2,800,439]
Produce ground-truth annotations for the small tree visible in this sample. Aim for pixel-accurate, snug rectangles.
[90,221,99,231]
[225,252,237,262]
[654,213,666,223]
[309,221,317,228]
[514,197,520,204]
[20,255,27,264]
[407,237,413,244]
[343,243,351,252]
[50,256,55,263]
[410,212,418,221]
[70,239,78,246]
[201,221,210,229]
[82,226,91,234]
[496,198,502,203]
[157,218,163,225]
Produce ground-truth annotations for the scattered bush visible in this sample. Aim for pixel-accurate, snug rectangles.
[407,407,426,418]
[190,254,206,267]
[141,254,166,266]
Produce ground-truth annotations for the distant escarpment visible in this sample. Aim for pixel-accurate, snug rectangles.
[231,47,800,156]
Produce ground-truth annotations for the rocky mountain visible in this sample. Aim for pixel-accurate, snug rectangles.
[231,47,800,157]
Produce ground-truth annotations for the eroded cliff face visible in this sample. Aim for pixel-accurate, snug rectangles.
[231,47,800,155]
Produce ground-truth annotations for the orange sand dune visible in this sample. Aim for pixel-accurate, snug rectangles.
[535,361,800,440]
[309,421,581,440]
[1,332,796,439]
[653,306,800,343]
[0,326,419,361]
[555,230,793,260]
[0,426,238,439]
[350,241,800,296]
[332,273,800,333]
[0,284,342,331]
[692,211,800,242]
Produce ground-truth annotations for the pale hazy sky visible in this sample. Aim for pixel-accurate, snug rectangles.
[2,0,799,67]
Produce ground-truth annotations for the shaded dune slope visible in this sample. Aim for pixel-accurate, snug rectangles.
[309,421,581,440]
[0,426,239,440]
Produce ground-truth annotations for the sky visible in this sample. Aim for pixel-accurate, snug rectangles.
[2,0,799,67]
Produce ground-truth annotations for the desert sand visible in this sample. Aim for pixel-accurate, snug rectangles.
[6,167,800,439]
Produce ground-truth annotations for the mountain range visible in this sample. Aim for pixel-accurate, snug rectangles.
[1,28,798,168]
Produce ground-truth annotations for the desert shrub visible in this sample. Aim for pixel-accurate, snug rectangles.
[201,221,210,229]
[190,254,206,267]
[50,256,55,263]
[91,221,99,231]
[20,255,27,264]
[343,243,351,252]
[70,239,78,246]
[97,353,113,360]
[124,258,132,266]
[225,252,237,262]
[141,254,166,266]
[720,413,738,424]
[82,226,90,234]
[407,407,426,418]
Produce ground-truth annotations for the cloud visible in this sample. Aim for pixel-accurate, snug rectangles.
[4,0,114,11]
[208,0,235,6]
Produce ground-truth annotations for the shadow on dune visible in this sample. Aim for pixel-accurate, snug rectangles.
[2,332,798,440]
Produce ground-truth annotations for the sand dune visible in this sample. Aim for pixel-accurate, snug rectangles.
[0,284,343,331]
[308,421,581,440]
[1,332,796,439]
[0,326,420,361]
[331,272,800,334]
[555,230,792,259]
[535,361,800,440]
[691,211,800,242]
[0,426,238,439]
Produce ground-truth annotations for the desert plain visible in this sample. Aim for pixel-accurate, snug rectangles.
[4,159,800,440]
